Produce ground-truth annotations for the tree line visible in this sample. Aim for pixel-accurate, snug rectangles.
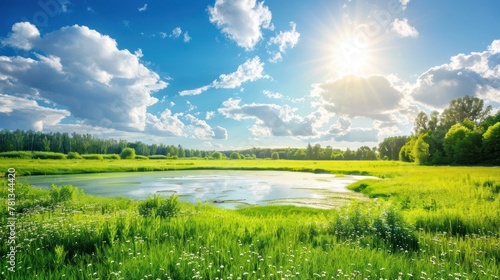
[0,129,380,161]
[379,95,500,165]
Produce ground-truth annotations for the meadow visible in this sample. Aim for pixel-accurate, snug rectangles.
[0,159,499,279]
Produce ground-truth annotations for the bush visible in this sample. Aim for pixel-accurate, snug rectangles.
[138,195,180,219]
[148,155,168,159]
[67,152,82,159]
[372,209,419,252]
[135,155,149,160]
[50,185,81,203]
[271,152,280,160]
[33,151,66,159]
[120,148,136,159]
[82,154,104,160]
[102,154,120,159]
[0,151,32,159]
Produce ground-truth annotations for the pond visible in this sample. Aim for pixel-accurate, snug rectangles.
[24,170,372,209]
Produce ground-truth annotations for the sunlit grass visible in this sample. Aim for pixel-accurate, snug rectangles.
[0,159,499,278]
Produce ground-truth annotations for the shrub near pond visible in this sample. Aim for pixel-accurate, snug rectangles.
[120,147,136,159]
[138,194,180,218]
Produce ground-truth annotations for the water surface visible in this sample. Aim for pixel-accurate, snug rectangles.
[24,170,371,209]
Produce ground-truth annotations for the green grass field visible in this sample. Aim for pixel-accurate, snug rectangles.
[0,159,499,279]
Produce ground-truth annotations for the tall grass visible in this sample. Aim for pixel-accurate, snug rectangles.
[0,160,498,278]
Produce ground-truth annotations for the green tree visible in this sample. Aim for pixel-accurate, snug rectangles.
[399,137,416,162]
[306,143,313,160]
[443,124,482,164]
[482,122,500,164]
[379,136,409,160]
[440,95,492,131]
[271,152,279,160]
[230,152,240,159]
[120,147,136,159]
[412,133,430,165]
[211,152,223,160]
[414,111,429,135]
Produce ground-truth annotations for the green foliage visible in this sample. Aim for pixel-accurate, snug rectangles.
[66,152,82,159]
[148,155,168,159]
[50,185,81,203]
[102,154,120,159]
[411,133,430,165]
[82,154,104,160]
[120,147,136,159]
[379,136,409,160]
[483,122,500,164]
[138,195,180,218]
[444,124,482,164]
[399,137,415,162]
[0,163,499,278]
[32,151,67,159]
[135,155,149,160]
[271,152,279,160]
[211,151,223,160]
[0,151,33,159]
[230,152,241,159]
[372,208,419,252]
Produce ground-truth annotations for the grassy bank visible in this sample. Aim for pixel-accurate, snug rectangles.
[0,159,499,278]
[0,158,410,177]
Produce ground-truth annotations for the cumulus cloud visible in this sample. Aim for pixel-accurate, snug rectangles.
[0,22,167,131]
[171,27,182,38]
[262,90,283,99]
[218,98,316,137]
[391,18,418,38]
[313,75,404,120]
[179,56,268,96]
[268,21,300,63]
[185,114,227,140]
[2,22,40,50]
[411,39,500,108]
[0,94,69,131]
[183,32,191,43]
[146,109,185,137]
[208,0,273,50]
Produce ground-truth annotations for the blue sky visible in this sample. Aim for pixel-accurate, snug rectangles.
[0,0,499,150]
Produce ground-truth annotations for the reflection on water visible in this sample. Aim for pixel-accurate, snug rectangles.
[24,170,373,209]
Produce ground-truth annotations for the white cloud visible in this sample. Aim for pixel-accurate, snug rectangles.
[262,90,283,99]
[2,22,40,50]
[146,109,185,137]
[206,111,215,120]
[208,0,273,50]
[268,21,300,52]
[185,114,227,140]
[400,0,410,9]
[313,75,404,120]
[0,94,69,131]
[0,23,168,132]
[180,56,268,96]
[391,18,418,38]
[183,31,191,43]
[186,101,197,112]
[171,27,182,38]
[138,4,148,12]
[335,128,378,143]
[411,39,500,107]
[179,85,212,96]
[218,98,316,137]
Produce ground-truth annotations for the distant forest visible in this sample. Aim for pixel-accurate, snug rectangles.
[0,96,498,164]
[0,129,379,161]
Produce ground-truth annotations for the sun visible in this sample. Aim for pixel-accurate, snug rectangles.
[334,39,371,75]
